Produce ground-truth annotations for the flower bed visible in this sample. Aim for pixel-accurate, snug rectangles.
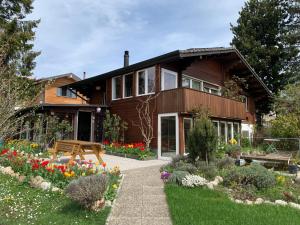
[103,141,155,160]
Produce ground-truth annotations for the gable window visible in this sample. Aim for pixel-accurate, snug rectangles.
[123,73,133,98]
[161,69,177,91]
[112,76,122,100]
[137,67,155,95]
[57,87,76,98]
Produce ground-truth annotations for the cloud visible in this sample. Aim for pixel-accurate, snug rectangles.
[29,0,246,78]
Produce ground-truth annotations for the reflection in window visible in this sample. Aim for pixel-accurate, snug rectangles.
[124,74,133,97]
[161,116,176,157]
[112,76,122,100]
[162,69,177,90]
[184,118,193,153]
[137,67,155,95]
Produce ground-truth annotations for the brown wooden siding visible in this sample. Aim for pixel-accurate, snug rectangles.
[44,77,86,105]
[157,88,248,120]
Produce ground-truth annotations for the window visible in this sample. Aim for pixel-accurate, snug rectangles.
[183,118,193,153]
[241,96,249,112]
[212,121,220,137]
[137,67,155,95]
[227,122,233,141]
[192,80,202,91]
[182,77,191,88]
[56,87,76,98]
[203,82,220,95]
[161,69,177,91]
[123,73,133,98]
[112,76,122,100]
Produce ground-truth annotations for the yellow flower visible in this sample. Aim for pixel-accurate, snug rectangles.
[229,138,237,145]
[82,172,86,176]
[64,172,71,177]
[112,184,118,189]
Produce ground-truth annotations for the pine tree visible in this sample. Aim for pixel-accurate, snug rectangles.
[0,0,40,77]
[231,0,299,94]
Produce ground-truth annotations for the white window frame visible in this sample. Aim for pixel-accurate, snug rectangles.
[212,120,220,137]
[220,121,227,143]
[123,73,133,98]
[112,76,122,100]
[183,118,193,154]
[136,67,156,96]
[157,113,179,160]
[227,122,234,141]
[182,74,221,95]
[161,68,178,91]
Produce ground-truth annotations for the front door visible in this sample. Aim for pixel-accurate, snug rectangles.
[158,113,179,159]
[77,111,92,141]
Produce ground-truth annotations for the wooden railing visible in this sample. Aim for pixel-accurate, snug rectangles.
[157,88,246,120]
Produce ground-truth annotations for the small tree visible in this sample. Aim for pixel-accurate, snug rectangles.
[103,110,128,143]
[187,115,218,164]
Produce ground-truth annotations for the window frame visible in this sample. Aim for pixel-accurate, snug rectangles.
[182,74,221,95]
[136,67,156,96]
[56,87,76,98]
[183,117,193,154]
[112,75,123,100]
[161,68,178,91]
[123,73,133,98]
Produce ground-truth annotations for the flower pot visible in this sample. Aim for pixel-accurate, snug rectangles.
[288,165,299,174]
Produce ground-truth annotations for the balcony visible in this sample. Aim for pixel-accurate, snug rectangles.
[157,87,247,120]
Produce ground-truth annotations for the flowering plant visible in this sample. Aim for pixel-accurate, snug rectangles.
[161,171,171,181]
[182,175,208,187]
[103,141,154,160]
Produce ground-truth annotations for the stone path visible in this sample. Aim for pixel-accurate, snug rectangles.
[106,166,172,225]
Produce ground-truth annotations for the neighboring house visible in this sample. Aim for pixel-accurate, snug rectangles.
[65,48,271,159]
[23,73,103,142]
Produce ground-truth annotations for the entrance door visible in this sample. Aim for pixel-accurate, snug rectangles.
[158,113,178,159]
[77,111,92,141]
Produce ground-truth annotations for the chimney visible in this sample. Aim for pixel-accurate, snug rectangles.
[83,71,86,80]
[124,50,129,67]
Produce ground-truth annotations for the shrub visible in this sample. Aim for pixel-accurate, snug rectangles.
[168,171,190,185]
[223,163,276,190]
[195,161,218,180]
[176,163,197,174]
[65,174,108,209]
[160,163,174,173]
[187,115,218,163]
[170,155,188,167]
[216,157,235,170]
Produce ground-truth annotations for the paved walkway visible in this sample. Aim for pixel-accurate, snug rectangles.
[106,166,172,225]
[59,154,169,171]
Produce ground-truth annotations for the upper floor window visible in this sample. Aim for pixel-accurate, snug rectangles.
[182,75,220,95]
[137,67,155,95]
[56,87,76,98]
[123,73,133,98]
[112,76,122,100]
[161,69,177,91]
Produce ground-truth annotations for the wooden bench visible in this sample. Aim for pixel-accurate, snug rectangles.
[240,151,293,165]
[49,140,105,163]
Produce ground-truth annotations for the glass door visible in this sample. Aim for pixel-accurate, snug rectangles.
[158,114,178,158]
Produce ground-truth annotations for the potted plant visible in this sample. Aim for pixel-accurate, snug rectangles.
[288,157,300,174]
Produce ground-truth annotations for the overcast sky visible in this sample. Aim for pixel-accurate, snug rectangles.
[29,0,246,79]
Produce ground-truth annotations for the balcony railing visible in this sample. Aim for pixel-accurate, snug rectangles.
[157,87,247,120]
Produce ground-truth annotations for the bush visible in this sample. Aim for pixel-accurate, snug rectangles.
[216,157,235,170]
[195,161,217,180]
[168,170,190,185]
[223,163,276,190]
[65,174,108,209]
[170,155,188,167]
[187,115,218,163]
[176,163,197,174]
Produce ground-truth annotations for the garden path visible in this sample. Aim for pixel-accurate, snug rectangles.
[106,165,172,225]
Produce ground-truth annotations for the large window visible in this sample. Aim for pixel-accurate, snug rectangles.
[123,73,133,98]
[161,69,177,91]
[213,120,240,143]
[112,76,122,100]
[57,87,76,98]
[137,67,155,95]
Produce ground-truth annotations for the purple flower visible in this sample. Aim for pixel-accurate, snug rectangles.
[161,171,171,180]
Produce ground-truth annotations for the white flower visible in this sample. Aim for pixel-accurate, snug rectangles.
[182,175,208,187]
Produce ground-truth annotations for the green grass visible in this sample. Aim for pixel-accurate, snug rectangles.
[165,184,300,225]
[0,173,110,225]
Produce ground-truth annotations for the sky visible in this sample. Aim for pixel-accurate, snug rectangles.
[29,0,246,79]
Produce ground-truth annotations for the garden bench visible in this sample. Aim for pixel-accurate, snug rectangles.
[240,151,293,165]
[49,140,105,163]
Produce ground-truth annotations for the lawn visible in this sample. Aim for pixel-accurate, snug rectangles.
[0,173,110,225]
[165,184,300,225]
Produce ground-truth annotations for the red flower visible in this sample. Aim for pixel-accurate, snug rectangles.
[12,150,17,157]
[102,162,107,168]
[103,140,110,145]
[46,167,54,173]
[0,149,9,155]
[41,161,49,167]
[140,147,145,152]
[32,163,39,170]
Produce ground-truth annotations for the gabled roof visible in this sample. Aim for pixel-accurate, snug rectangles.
[66,47,272,99]
[37,73,81,82]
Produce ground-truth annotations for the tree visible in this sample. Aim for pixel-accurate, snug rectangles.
[0,0,40,77]
[103,110,128,143]
[274,83,300,114]
[0,1,40,141]
[135,94,159,150]
[231,0,299,96]
[187,113,218,164]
